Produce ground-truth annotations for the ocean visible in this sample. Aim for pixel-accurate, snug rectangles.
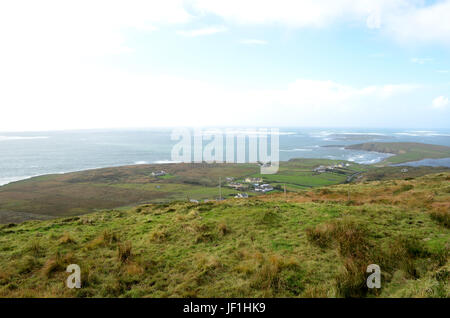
[1,128,449,186]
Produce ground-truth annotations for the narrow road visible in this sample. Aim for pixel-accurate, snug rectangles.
[346,171,364,183]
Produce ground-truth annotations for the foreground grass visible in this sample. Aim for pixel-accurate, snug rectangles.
[0,172,448,298]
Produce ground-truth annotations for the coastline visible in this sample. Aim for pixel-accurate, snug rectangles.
[0,154,384,187]
[3,152,450,187]
[0,161,183,187]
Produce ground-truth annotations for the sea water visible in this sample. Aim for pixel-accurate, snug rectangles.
[0,128,449,186]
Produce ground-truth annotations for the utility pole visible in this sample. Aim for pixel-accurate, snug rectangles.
[219,176,222,201]
[284,184,287,200]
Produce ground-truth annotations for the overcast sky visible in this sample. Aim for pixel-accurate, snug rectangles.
[1,0,449,131]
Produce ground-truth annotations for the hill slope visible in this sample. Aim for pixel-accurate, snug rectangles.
[0,172,448,298]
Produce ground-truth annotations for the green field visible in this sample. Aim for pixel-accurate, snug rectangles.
[0,172,448,297]
[0,160,368,222]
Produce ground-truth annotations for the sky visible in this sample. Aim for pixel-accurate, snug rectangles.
[0,0,449,132]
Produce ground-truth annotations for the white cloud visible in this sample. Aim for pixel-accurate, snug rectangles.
[0,59,421,131]
[0,0,192,58]
[240,39,268,45]
[410,57,433,64]
[191,0,450,46]
[177,26,227,37]
[248,80,419,114]
[2,0,448,60]
[432,96,450,109]
[191,0,410,28]
[384,1,450,46]
[437,70,449,73]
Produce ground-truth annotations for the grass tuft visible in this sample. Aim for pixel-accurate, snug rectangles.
[117,242,132,263]
[430,210,450,228]
[27,240,44,256]
[59,232,76,245]
[217,223,229,236]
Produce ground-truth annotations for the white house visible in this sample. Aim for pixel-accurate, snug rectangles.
[245,177,263,183]
[152,170,166,177]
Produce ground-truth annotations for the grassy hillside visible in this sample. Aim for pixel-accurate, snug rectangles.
[353,166,449,183]
[346,142,450,165]
[0,159,367,221]
[0,172,448,298]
